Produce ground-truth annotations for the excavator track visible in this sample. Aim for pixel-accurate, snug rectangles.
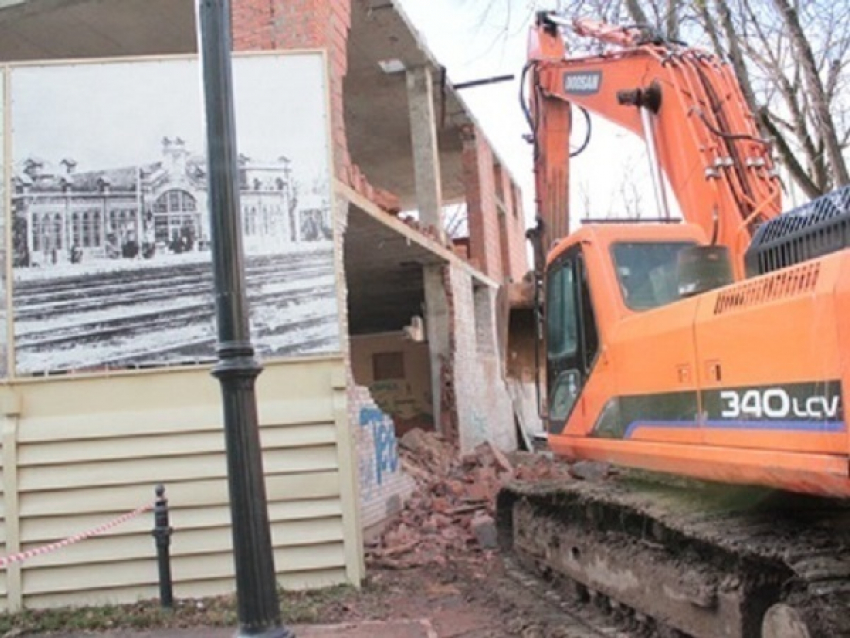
[496,474,850,637]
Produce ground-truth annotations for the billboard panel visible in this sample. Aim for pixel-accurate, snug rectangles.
[9,53,339,376]
[0,69,6,379]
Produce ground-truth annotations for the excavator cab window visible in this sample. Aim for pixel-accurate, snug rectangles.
[612,241,696,311]
[545,246,599,433]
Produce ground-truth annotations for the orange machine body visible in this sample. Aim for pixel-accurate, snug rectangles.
[545,223,850,497]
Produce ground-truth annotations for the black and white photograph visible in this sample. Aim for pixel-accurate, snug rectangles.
[9,53,340,376]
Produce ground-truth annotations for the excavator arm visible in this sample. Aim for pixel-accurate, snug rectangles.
[526,12,782,277]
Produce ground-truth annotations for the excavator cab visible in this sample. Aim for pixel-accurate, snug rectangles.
[541,223,716,436]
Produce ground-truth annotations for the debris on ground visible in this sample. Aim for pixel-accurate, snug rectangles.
[365,428,574,569]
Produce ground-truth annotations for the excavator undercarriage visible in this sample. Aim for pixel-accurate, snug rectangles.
[497,475,850,637]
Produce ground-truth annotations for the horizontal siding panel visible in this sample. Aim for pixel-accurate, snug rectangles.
[265,471,340,501]
[18,423,337,467]
[19,454,229,492]
[25,584,159,610]
[16,358,341,440]
[19,402,338,444]
[262,446,339,476]
[270,516,345,547]
[165,519,345,559]
[18,446,338,492]
[20,484,179,518]
[279,568,350,591]
[23,558,160,594]
[260,423,338,449]
[17,407,224,444]
[170,498,343,532]
[20,471,341,518]
[20,533,156,568]
[21,512,153,544]
[18,431,227,466]
[258,398,335,426]
[174,567,349,598]
[158,543,346,584]
[273,543,346,572]
[6,354,354,608]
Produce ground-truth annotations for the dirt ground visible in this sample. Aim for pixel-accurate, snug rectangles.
[279,553,599,638]
[31,556,605,638]
[6,432,610,637]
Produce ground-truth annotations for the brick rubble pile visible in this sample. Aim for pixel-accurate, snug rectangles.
[366,428,574,569]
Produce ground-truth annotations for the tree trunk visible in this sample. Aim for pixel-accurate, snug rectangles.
[771,0,850,187]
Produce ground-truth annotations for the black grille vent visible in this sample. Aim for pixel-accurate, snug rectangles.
[745,185,850,277]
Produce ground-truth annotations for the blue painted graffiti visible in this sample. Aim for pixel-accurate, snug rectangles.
[360,407,400,486]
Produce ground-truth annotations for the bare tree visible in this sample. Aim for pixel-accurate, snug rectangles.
[597,0,850,196]
[477,0,850,198]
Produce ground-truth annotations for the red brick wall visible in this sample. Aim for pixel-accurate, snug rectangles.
[463,124,529,283]
[231,0,352,180]
[462,125,502,281]
[504,179,529,283]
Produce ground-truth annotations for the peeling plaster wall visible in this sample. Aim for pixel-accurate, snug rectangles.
[349,381,416,532]
[339,199,416,533]
[350,333,434,436]
[448,265,516,453]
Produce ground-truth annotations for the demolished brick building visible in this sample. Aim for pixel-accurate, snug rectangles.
[0,0,539,609]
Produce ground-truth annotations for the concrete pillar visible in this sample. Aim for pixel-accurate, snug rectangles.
[406,66,444,235]
[423,264,450,435]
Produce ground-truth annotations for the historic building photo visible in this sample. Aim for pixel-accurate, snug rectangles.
[8,54,340,375]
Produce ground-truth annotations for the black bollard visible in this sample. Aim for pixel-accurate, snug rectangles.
[152,484,174,609]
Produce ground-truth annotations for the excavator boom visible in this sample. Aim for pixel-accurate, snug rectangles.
[526,12,782,276]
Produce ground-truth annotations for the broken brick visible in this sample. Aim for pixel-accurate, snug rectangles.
[365,428,575,570]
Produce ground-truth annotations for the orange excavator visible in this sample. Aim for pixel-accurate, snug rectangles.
[498,11,850,638]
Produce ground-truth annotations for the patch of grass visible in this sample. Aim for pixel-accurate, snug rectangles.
[0,584,360,635]
[281,585,356,624]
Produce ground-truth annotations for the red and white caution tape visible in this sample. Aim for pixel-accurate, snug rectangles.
[0,502,153,569]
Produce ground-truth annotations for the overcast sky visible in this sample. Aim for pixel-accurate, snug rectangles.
[11,54,330,187]
[397,0,658,228]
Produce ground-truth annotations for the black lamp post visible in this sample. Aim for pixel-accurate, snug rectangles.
[195,1,295,636]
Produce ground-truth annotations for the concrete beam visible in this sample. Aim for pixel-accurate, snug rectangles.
[406,65,444,233]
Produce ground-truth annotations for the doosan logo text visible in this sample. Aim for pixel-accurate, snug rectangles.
[564,72,602,95]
